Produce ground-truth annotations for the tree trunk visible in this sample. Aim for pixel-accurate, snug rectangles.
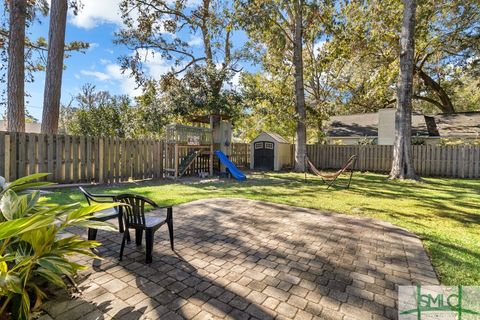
[316,118,323,144]
[41,0,68,134]
[293,0,307,172]
[7,0,27,132]
[415,68,455,113]
[390,0,418,180]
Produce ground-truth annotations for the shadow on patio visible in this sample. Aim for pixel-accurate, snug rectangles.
[41,198,439,320]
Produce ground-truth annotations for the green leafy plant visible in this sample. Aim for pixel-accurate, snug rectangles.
[411,136,426,145]
[357,137,377,145]
[331,139,345,145]
[0,174,117,319]
[439,137,480,146]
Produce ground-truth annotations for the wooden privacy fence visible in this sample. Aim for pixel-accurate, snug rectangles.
[0,131,253,183]
[0,132,164,183]
[306,144,480,178]
[229,143,250,168]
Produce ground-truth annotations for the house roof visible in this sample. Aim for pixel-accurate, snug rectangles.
[326,113,378,137]
[253,132,290,144]
[326,110,479,138]
[431,112,480,137]
[411,114,431,136]
[0,121,41,133]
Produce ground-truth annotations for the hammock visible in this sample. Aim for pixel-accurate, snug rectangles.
[305,155,357,189]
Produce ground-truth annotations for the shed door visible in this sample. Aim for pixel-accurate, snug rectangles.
[254,141,274,171]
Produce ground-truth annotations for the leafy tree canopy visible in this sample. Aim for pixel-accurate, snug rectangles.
[116,0,247,121]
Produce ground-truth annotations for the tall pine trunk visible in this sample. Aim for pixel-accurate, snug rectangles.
[7,0,27,132]
[389,0,418,180]
[41,0,68,134]
[293,0,307,172]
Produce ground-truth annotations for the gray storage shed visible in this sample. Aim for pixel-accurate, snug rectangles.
[250,132,292,171]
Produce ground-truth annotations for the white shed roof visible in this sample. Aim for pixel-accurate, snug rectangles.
[252,132,290,144]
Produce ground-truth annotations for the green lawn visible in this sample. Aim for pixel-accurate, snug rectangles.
[45,172,480,285]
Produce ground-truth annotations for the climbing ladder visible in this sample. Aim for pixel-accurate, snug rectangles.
[179,150,202,177]
[165,149,203,179]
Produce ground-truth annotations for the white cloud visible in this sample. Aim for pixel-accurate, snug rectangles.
[135,48,177,75]
[80,49,180,97]
[80,70,111,81]
[69,0,201,30]
[80,64,141,96]
[231,71,241,88]
[188,36,203,47]
[87,42,100,52]
[105,64,143,96]
[69,0,123,29]
[313,40,326,57]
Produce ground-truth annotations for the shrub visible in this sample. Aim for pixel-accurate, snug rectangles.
[439,138,480,146]
[331,139,344,145]
[0,174,116,319]
[357,137,377,145]
[411,136,426,145]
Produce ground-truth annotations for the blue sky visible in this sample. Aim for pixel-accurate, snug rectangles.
[2,0,254,121]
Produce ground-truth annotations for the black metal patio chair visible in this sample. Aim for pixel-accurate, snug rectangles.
[116,194,174,264]
[79,186,124,240]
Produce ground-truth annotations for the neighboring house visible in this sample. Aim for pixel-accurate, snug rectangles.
[0,121,42,133]
[325,108,480,145]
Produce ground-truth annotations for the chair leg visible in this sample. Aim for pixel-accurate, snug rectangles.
[119,231,127,261]
[126,229,131,244]
[117,213,124,233]
[145,229,154,264]
[135,229,143,246]
[88,228,98,241]
[167,207,174,251]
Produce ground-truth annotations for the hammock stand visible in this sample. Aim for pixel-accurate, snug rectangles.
[305,155,357,189]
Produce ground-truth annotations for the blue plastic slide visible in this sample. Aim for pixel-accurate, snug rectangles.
[215,150,247,181]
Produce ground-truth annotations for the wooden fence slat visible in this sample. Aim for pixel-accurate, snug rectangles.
[65,135,72,182]
[56,135,64,182]
[79,136,86,182]
[101,137,108,183]
[28,134,36,176]
[18,133,26,178]
[0,133,5,178]
[119,139,125,181]
[72,136,80,182]
[38,134,45,176]
[94,137,100,182]
[107,137,112,183]
[86,137,92,181]
[116,137,121,182]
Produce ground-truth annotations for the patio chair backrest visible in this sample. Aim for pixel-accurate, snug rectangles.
[79,186,111,205]
[116,194,158,228]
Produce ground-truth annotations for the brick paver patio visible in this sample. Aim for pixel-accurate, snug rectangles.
[41,198,439,320]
